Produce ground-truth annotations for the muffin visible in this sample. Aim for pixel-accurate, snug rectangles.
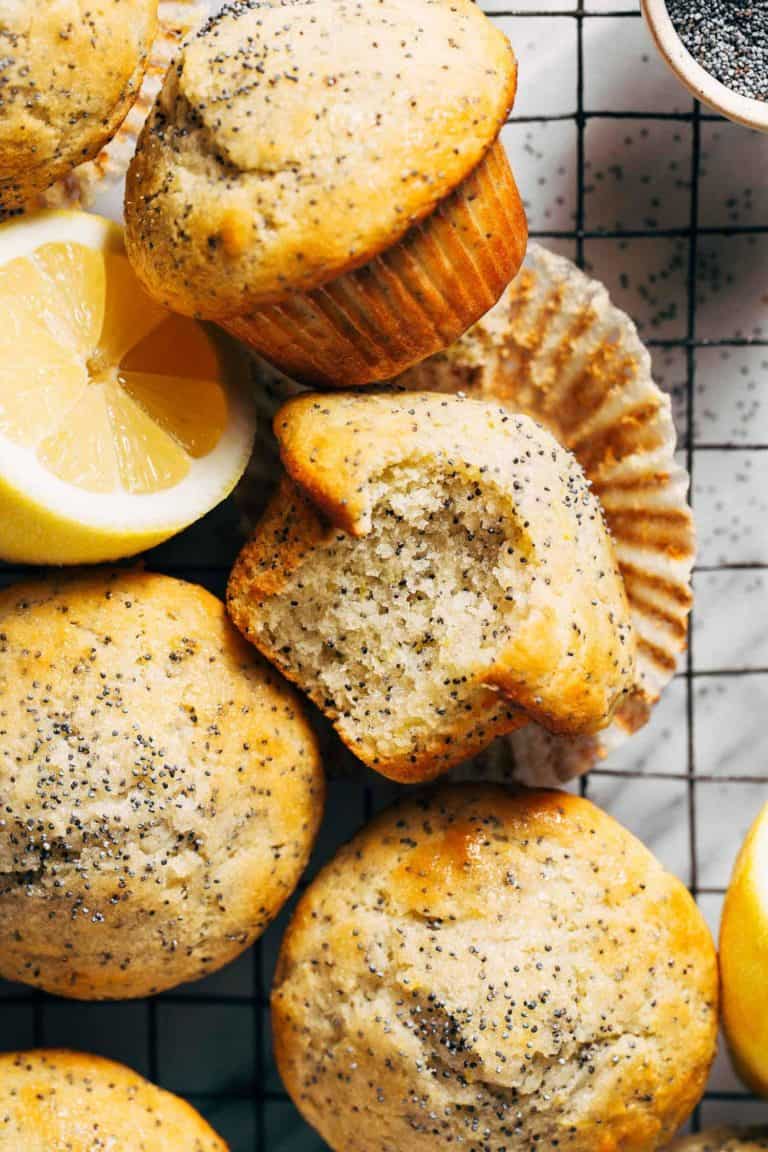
[0,570,323,999]
[36,0,207,211]
[273,785,718,1152]
[227,392,635,783]
[125,0,527,387]
[0,1,159,212]
[233,244,696,789]
[667,1134,768,1151]
[0,1050,226,1150]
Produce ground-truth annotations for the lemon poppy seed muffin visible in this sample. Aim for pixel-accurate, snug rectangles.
[0,570,323,999]
[667,1133,768,1151]
[125,0,527,387]
[0,1,159,212]
[273,786,719,1152]
[0,1050,227,1150]
[227,392,635,783]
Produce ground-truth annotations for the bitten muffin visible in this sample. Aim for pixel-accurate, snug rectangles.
[227,392,635,783]
[389,243,696,785]
[667,1133,768,1151]
[0,2,159,212]
[0,570,323,999]
[273,786,719,1152]
[0,1050,226,1150]
[125,0,527,387]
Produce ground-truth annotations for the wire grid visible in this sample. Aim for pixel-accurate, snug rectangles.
[2,1,768,1147]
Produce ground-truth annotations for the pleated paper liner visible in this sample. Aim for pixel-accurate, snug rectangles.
[37,1,207,211]
[235,243,694,786]
[394,243,694,786]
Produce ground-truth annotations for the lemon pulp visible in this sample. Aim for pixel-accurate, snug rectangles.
[0,241,227,495]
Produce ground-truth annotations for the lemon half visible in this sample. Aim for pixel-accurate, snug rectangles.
[720,800,768,1096]
[0,210,256,564]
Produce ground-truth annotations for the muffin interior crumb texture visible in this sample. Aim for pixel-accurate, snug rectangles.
[258,465,528,765]
[273,786,719,1152]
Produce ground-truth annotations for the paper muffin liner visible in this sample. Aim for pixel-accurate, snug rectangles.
[235,243,693,787]
[394,243,694,786]
[223,138,528,388]
[36,1,207,211]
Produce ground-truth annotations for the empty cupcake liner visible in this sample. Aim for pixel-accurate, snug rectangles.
[236,243,693,787]
[37,1,207,211]
[395,243,694,786]
[224,139,528,388]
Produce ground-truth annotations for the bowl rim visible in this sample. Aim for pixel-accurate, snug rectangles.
[641,0,768,132]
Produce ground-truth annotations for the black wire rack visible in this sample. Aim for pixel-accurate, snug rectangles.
[2,1,768,1148]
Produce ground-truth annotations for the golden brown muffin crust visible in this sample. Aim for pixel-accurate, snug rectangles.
[0,1,158,211]
[273,786,719,1152]
[125,0,517,316]
[0,570,324,999]
[0,1050,227,1150]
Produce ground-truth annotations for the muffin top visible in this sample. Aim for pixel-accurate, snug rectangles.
[125,0,517,317]
[0,1,158,211]
[0,1050,226,1150]
[667,1133,768,1151]
[273,785,718,1152]
[0,570,323,999]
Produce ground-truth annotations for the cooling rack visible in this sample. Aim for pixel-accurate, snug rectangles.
[1,1,768,1147]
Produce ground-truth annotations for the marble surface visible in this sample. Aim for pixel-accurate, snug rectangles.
[1,1,768,1148]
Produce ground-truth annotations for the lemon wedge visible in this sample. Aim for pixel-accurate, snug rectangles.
[720,800,768,1096]
[0,210,255,564]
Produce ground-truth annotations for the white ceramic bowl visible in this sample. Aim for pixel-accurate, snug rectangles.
[642,0,768,132]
